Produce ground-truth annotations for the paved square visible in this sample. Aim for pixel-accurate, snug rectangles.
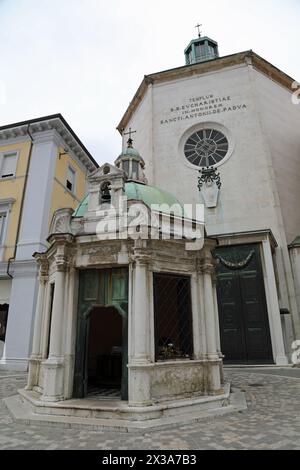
[0,368,300,450]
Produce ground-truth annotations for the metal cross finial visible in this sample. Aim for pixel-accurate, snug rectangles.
[123,127,137,148]
[195,23,202,38]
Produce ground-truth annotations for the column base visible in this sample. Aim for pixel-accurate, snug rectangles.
[128,363,152,407]
[275,355,289,366]
[206,360,223,393]
[42,357,64,402]
[26,356,42,389]
[206,353,220,361]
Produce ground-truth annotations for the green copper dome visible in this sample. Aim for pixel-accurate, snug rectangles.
[73,182,184,218]
[118,146,142,159]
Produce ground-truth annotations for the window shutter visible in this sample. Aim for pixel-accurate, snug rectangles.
[1,153,17,178]
[0,212,7,244]
[66,166,76,191]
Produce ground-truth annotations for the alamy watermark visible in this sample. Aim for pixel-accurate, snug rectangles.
[95,196,205,251]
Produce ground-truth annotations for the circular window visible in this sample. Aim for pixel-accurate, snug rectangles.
[184,129,229,167]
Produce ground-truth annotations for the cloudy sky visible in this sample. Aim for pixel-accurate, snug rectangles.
[0,0,299,164]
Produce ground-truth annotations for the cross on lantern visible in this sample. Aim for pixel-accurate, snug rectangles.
[123,127,137,148]
[195,23,202,38]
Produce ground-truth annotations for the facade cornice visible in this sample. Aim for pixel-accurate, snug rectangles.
[0,114,99,172]
[0,198,16,206]
[47,233,75,246]
[7,259,39,278]
[117,50,296,133]
[210,229,278,250]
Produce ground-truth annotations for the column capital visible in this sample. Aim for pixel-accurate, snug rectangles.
[34,253,49,281]
[54,254,69,272]
[132,249,152,266]
[48,233,75,247]
[196,257,217,275]
[40,260,49,281]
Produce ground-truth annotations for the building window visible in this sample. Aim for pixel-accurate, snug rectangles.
[195,43,206,60]
[0,212,7,245]
[131,161,139,180]
[66,166,76,193]
[208,44,217,56]
[184,129,229,167]
[122,159,129,175]
[0,152,18,179]
[0,304,9,342]
[153,273,193,361]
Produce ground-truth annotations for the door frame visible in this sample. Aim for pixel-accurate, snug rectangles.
[73,268,129,399]
[211,230,288,365]
[216,244,273,364]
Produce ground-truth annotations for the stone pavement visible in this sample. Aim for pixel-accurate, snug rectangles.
[0,368,300,450]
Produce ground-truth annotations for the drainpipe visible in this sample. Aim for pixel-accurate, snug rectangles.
[6,125,34,279]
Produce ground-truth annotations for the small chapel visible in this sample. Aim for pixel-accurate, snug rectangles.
[21,139,226,422]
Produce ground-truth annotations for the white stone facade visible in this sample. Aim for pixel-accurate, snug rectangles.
[25,162,223,414]
[118,51,300,362]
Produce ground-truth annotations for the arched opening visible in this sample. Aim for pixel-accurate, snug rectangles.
[87,306,123,398]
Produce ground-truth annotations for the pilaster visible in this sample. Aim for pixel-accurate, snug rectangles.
[128,241,152,406]
[27,255,49,390]
[198,257,222,393]
[42,235,72,402]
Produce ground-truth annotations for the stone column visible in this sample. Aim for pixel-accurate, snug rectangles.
[194,264,207,359]
[191,273,202,360]
[212,271,224,384]
[64,267,77,399]
[48,269,65,358]
[27,257,49,390]
[212,273,222,357]
[202,259,222,393]
[128,243,152,407]
[262,239,288,365]
[203,263,219,361]
[42,249,69,402]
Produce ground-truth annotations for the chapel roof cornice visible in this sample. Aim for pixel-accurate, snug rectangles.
[117,50,296,134]
[0,113,99,172]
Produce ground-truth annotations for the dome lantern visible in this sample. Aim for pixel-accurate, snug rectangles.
[115,133,147,184]
[184,27,219,65]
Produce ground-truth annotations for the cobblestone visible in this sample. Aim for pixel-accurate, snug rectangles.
[0,368,299,450]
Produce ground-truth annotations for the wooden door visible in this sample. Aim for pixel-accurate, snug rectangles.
[215,244,273,364]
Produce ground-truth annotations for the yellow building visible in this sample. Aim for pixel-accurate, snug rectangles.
[0,114,98,370]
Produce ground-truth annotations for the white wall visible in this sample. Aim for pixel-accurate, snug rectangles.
[254,69,300,245]
[16,131,58,260]
[125,60,300,345]
[127,63,281,238]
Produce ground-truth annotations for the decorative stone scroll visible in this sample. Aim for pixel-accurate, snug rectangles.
[198,167,222,208]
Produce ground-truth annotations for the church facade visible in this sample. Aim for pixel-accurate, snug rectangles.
[117,36,300,365]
